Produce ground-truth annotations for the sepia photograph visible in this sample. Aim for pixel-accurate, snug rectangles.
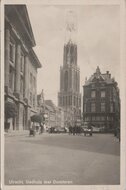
[1,0,126,189]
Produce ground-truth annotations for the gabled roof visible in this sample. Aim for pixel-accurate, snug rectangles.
[84,66,115,86]
[45,100,57,111]
[45,104,54,112]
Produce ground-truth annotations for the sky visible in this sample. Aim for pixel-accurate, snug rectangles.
[27,5,120,106]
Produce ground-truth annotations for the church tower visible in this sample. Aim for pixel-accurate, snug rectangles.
[58,11,81,126]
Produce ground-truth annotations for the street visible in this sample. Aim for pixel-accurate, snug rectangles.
[5,133,120,185]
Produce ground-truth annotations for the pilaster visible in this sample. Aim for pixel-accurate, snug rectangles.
[24,55,29,99]
[15,43,21,95]
[5,29,10,89]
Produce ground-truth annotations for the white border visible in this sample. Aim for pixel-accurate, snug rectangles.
[1,0,126,190]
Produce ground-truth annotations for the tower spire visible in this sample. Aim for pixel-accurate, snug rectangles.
[65,10,77,44]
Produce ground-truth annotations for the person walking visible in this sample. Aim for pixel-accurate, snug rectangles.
[39,123,44,134]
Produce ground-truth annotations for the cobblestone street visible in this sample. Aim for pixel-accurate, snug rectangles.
[5,133,120,185]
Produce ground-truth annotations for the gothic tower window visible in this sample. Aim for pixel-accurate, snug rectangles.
[64,71,68,91]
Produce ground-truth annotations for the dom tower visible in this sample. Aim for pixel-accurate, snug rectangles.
[58,11,81,127]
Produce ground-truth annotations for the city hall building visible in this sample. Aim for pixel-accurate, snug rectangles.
[4,5,42,130]
[83,67,120,131]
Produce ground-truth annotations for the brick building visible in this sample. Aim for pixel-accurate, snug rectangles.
[5,5,41,130]
[83,66,120,131]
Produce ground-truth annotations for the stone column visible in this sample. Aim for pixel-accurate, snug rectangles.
[5,29,10,89]
[15,43,21,94]
[24,55,29,99]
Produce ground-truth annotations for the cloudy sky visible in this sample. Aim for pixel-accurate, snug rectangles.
[27,5,120,105]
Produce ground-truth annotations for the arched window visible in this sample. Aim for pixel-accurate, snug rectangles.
[64,71,68,91]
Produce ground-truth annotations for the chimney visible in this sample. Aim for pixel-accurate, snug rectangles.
[106,71,111,78]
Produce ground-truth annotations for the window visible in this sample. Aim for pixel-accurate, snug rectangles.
[84,104,86,112]
[30,73,32,88]
[66,96,68,105]
[101,116,105,121]
[91,90,96,98]
[101,102,105,112]
[110,103,113,112]
[20,76,24,95]
[33,77,36,89]
[30,92,32,105]
[60,97,62,106]
[85,117,90,121]
[9,66,14,90]
[74,96,76,106]
[92,84,95,88]
[63,96,65,106]
[9,42,15,63]
[91,103,96,112]
[70,96,72,105]
[64,71,68,91]
[20,53,24,73]
[33,95,35,108]
[101,90,105,98]
[107,116,110,121]
[69,96,71,105]
[96,116,100,121]
[92,116,95,121]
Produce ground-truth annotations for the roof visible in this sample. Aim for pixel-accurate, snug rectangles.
[84,66,116,86]
[45,104,54,112]
[5,5,42,69]
[29,48,42,68]
[45,100,57,111]
[5,5,36,47]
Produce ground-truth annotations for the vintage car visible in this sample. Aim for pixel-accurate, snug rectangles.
[82,126,93,136]
[57,127,67,133]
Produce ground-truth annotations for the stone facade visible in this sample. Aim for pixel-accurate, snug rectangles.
[4,5,41,130]
[37,92,65,128]
[83,67,120,131]
[58,40,81,126]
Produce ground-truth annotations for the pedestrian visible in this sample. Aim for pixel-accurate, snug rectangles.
[29,122,36,136]
[39,123,44,134]
[69,125,72,135]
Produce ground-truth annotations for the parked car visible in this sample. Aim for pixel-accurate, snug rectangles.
[82,126,93,136]
[49,127,58,133]
[92,126,101,132]
[57,127,67,134]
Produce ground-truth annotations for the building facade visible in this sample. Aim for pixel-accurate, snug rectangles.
[5,5,41,130]
[45,100,65,129]
[83,67,120,131]
[37,92,65,128]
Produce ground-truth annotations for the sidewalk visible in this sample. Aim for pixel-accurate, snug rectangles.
[4,130,49,137]
[4,130,29,137]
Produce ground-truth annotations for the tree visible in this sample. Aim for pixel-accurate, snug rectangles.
[5,101,18,131]
[31,114,43,123]
[5,101,18,120]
